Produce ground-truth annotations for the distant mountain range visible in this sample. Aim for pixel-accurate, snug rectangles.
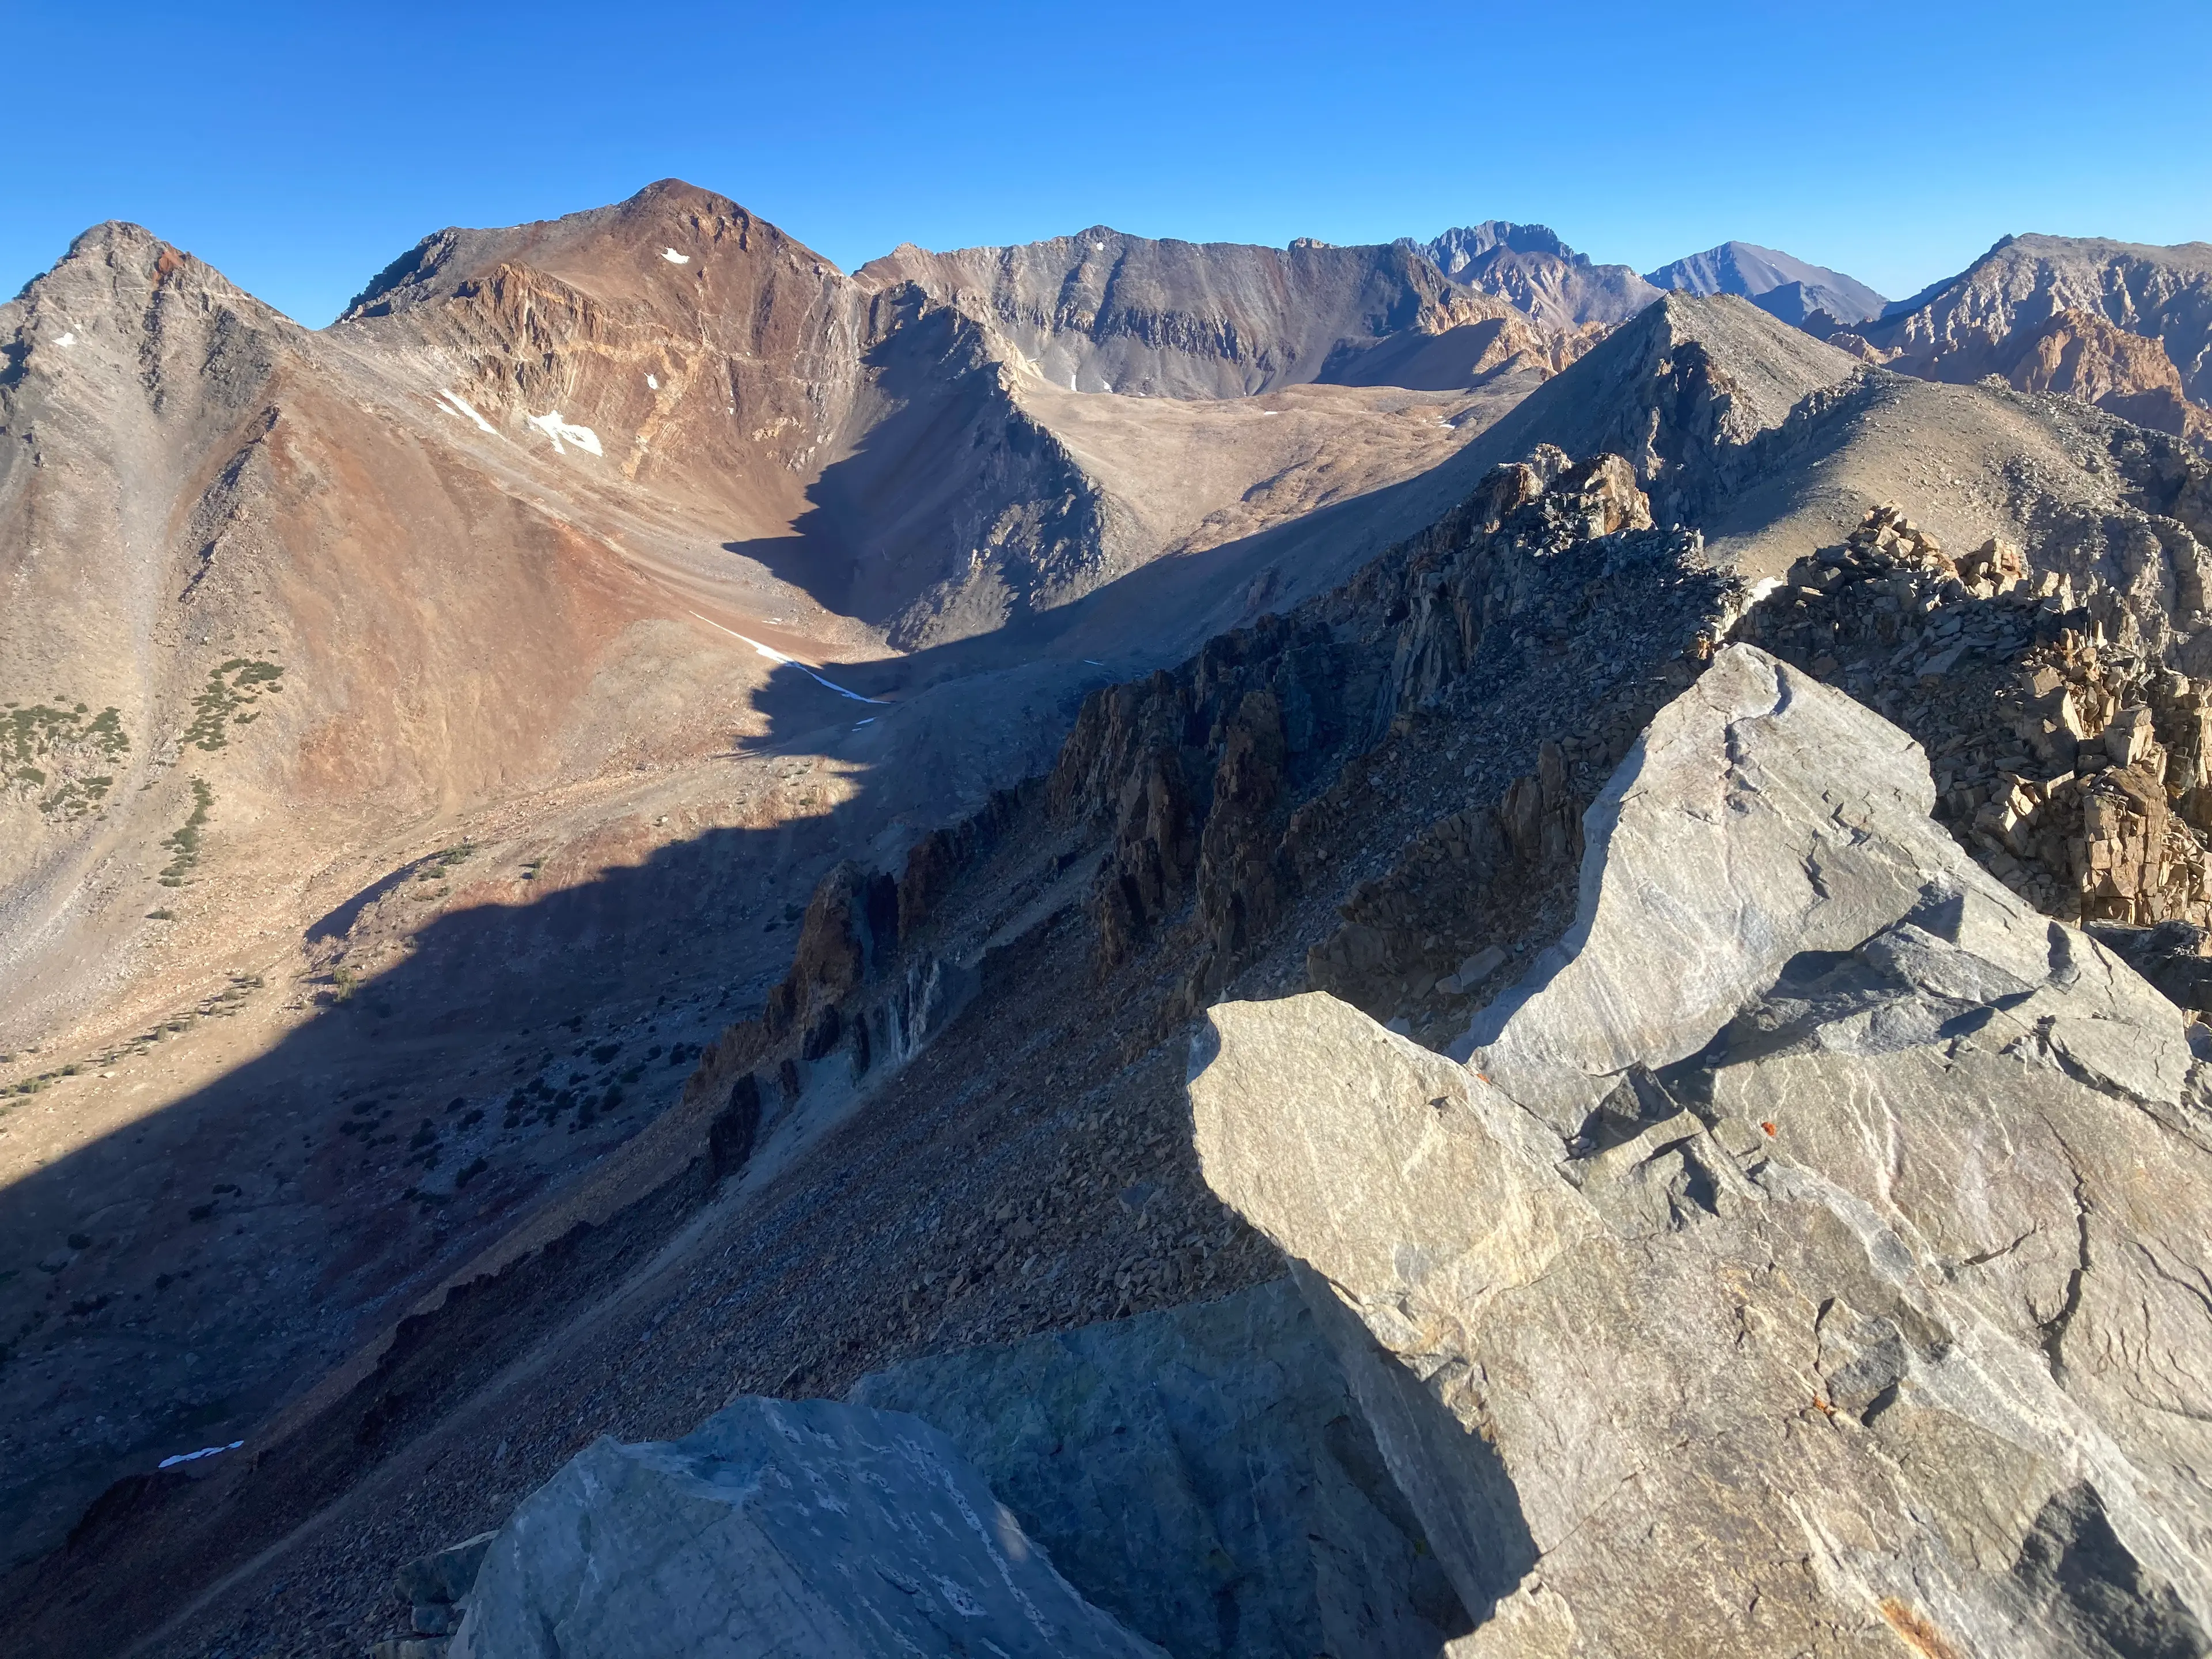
[1406,226,1887,327]
[1402,221,2211,438]
[1399,223,1659,333]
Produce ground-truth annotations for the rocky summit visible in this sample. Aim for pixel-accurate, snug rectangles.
[5,178,2212,1659]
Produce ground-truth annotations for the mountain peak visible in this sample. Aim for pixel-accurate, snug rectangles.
[1643,240,1887,326]
[1414,221,1584,268]
[1401,223,1658,332]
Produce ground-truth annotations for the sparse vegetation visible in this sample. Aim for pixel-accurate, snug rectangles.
[330,965,357,1002]
[2,700,129,820]
[157,779,214,885]
[181,659,285,751]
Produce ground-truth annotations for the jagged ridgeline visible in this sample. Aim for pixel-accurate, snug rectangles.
[8,176,2212,1659]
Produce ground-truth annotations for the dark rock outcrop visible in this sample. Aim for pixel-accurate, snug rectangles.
[852,1280,1467,1659]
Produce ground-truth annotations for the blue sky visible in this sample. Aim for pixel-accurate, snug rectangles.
[7,1,2208,325]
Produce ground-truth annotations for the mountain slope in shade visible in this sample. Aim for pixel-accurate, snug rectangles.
[1405,221,1661,331]
[1827,234,2212,440]
[1645,239,1888,326]
[0,184,1556,1568]
[22,279,2212,1659]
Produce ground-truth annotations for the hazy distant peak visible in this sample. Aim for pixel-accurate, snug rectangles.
[1407,222,1586,272]
[1399,223,1658,331]
[1643,240,1887,325]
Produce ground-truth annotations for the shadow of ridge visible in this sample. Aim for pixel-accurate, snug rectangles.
[1287,1261,1539,1625]
[810,424,1528,706]
[0,649,955,1645]
[0,423,1491,1646]
[0,340,1710,1649]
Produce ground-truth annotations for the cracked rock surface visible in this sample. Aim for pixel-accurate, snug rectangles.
[448,1396,1164,1659]
[1191,642,2212,1658]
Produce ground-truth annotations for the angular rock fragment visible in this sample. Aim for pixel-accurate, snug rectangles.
[1191,643,2212,1659]
[449,1396,1164,1658]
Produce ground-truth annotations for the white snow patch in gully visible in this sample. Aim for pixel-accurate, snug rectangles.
[53,331,75,348]
[436,389,498,435]
[160,1439,243,1470]
[687,612,886,703]
[646,373,660,389]
[525,411,603,456]
[662,248,691,264]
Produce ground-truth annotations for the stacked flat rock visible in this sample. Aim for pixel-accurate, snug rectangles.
[449,1396,1164,1659]
[1191,643,2212,1658]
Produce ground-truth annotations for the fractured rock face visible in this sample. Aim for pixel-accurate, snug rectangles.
[449,1396,1165,1659]
[1190,643,2212,1658]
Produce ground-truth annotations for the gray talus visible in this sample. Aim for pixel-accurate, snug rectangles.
[448,1396,1164,1659]
[1191,643,2212,1658]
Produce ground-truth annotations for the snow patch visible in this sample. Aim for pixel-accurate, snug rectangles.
[662,248,691,264]
[525,411,603,457]
[160,1439,242,1470]
[646,373,660,390]
[53,331,76,349]
[687,612,886,704]
[435,389,498,435]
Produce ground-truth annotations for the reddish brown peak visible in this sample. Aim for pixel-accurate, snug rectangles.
[618,177,744,219]
[342,180,843,320]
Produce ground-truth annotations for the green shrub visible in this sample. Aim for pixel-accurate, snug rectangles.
[157,779,214,885]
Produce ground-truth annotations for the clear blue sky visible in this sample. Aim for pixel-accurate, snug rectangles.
[7,1,2208,325]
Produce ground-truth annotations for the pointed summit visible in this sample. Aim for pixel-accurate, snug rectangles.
[1643,241,1887,326]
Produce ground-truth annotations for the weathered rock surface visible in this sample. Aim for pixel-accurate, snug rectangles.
[851,1279,1465,1659]
[1192,643,2212,1657]
[449,1395,1164,1658]
[1831,234,2212,439]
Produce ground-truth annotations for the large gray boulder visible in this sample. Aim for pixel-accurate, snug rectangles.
[1191,644,2212,1658]
[851,1279,1465,1659]
[449,1396,1165,1659]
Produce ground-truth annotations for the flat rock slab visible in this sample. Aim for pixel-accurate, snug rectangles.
[853,1279,1465,1658]
[1193,645,2212,1659]
[450,1396,1164,1659]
